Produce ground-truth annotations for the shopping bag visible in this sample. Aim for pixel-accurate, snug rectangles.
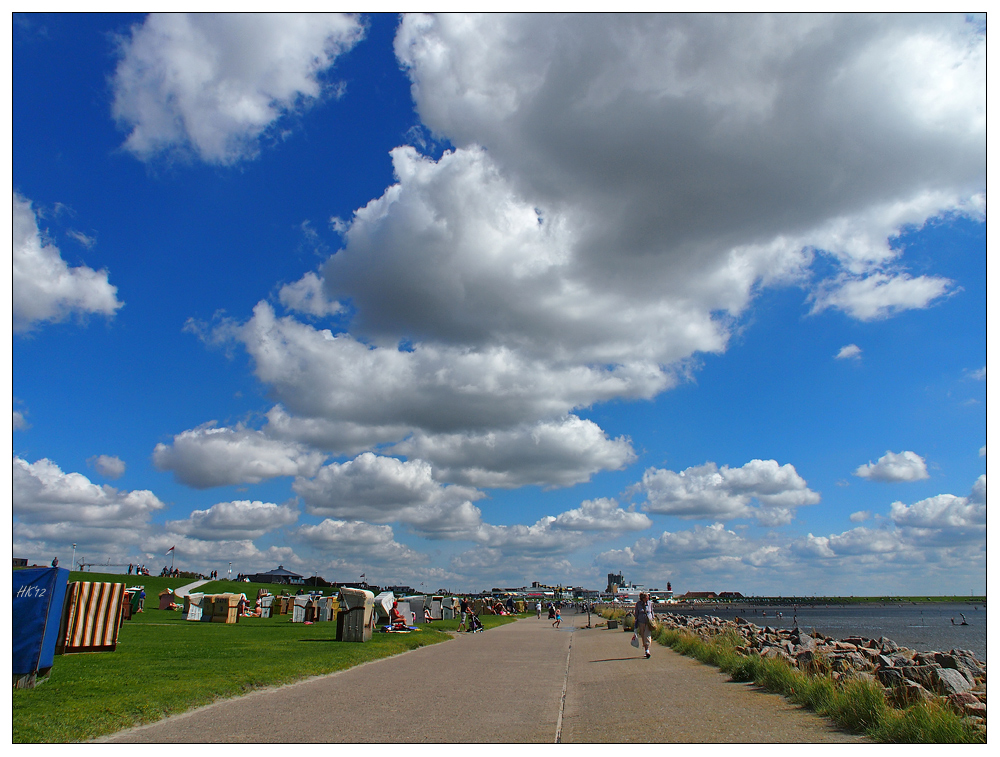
[630,633,640,648]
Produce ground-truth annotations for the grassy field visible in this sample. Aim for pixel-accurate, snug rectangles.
[14,573,521,743]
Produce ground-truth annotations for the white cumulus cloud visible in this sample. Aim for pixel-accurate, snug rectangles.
[112,13,365,164]
[165,499,299,540]
[388,416,635,489]
[810,272,956,321]
[13,456,165,553]
[293,453,484,538]
[551,497,651,532]
[152,423,327,488]
[204,15,982,502]
[13,193,122,333]
[295,519,427,565]
[279,271,344,318]
[854,450,929,482]
[836,344,862,360]
[89,454,126,480]
[638,459,820,524]
[394,13,982,330]
[890,475,985,541]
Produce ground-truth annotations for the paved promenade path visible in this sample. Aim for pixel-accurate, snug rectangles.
[170,579,210,597]
[103,612,864,743]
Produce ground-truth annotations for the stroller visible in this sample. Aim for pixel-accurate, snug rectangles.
[467,610,484,633]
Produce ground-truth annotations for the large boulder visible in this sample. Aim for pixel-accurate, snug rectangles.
[946,691,986,718]
[970,683,986,703]
[875,654,895,669]
[830,652,869,673]
[888,651,915,667]
[934,667,974,696]
[946,651,987,682]
[901,664,941,690]
[761,646,796,666]
[875,667,906,688]
[793,634,817,653]
[878,637,899,653]
[889,679,935,707]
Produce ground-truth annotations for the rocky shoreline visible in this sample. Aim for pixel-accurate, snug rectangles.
[656,611,987,728]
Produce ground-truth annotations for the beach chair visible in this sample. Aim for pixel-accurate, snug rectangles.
[338,588,375,642]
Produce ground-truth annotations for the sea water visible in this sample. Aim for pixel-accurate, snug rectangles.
[664,603,986,661]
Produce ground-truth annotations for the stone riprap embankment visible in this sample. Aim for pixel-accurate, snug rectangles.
[656,612,987,728]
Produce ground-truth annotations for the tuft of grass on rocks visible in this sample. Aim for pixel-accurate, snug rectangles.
[653,626,984,744]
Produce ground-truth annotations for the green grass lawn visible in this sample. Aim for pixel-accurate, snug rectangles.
[14,573,523,743]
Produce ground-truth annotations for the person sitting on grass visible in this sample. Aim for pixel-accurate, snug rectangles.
[424,607,433,622]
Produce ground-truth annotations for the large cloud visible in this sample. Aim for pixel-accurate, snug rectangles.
[293,453,484,538]
[112,13,365,163]
[234,302,672,434]
[13,193,122,333]
[294,519,427,565]
[551,497,651,532]
[165,499,299,540]
[854,450,930,482]
[181,15,981,558]
[141,533,300,570]
[392,14,981,324]
[637,459,820,525]
[13,457,165,552]
[464,497,652,558]
[388,416,635,489]
[889,475,985,545]
[152,423,327,488]
[601,478,985,593]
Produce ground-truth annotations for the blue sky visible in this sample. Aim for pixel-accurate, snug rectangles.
[10,13,986,595]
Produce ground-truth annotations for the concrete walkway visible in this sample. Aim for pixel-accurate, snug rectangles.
[102,612,864,743]
[170,579,210,597]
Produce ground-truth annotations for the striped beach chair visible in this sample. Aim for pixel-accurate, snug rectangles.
[57,581,126,654]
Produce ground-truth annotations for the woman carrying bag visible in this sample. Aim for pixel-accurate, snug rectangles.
[633,592,655,658]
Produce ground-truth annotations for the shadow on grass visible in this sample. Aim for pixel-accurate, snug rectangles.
[297,639,340,643]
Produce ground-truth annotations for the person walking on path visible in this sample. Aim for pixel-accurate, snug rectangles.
[552,607,561,628]
[458,597,470,632]
[536,601,542,619]
[634,592,653,658]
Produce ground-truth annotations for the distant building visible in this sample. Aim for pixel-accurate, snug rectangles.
[386,585,416,596]
[249,565,304,585]
[304,575,332,587]
[607,572,625,593]
[718,591,744,600]
[680,591,718,600]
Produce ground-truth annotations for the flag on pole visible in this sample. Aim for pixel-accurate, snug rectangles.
[166,546,175,555]
[360,573,365,579]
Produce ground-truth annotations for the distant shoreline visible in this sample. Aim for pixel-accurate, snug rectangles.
[654,597,986,607]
